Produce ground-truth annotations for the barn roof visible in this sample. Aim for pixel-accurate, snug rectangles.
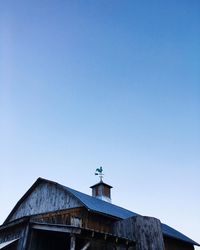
[64,185,137,219]
[4,177,199,246]
[64,184,199,246]
[162,224,199,246]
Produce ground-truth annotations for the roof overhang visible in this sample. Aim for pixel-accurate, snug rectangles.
[30,222,135,247]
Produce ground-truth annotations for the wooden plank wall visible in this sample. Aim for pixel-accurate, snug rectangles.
[8,182,83,222]
[32,208,116,233]
[114,215,165,250]
[32,208,85,226]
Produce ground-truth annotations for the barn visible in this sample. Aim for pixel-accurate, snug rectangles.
[0,177,199,250]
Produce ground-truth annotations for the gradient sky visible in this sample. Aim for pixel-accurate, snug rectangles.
[0,0,200,248]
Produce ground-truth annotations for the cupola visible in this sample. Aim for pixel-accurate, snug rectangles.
[90,167,113,203]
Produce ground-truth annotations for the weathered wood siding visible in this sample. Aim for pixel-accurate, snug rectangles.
[32,208,116,233]
[114,216,165,250]
[164,237,194,250]
[32,207,85,227]
[8,182,83,222]
[85,211,116,233]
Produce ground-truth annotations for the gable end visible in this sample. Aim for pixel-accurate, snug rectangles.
[4,178,83,223]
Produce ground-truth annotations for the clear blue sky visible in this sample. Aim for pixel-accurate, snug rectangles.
[0,0,200,247]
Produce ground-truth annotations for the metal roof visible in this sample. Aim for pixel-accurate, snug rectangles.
[162,224,200,246]
[90,181,113,189]
[61,183,199,246]
[64,185,137,219]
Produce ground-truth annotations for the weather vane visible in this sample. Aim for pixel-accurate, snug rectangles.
[95,166,104,182]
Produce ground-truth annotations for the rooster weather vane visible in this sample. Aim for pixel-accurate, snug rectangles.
[95,166,104,181]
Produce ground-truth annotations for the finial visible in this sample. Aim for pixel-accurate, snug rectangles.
[95,166,104,182]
